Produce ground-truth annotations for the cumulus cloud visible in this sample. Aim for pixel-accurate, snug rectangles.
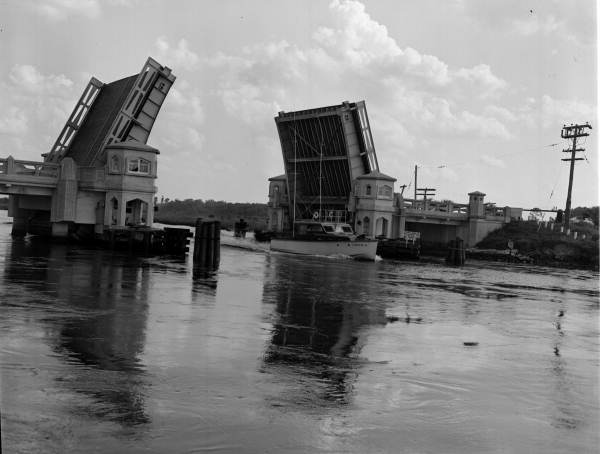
[453,64,507,97]
[313,0,402,66]
[481,154,507,168]
[25,0,101,21]
[9,64,73,94]
[149,76,207,164]
[168,84,205,124]
[207,0,512,152]
[154,36,200,71]
[484,105,518,123]
[0,65,78,158]
[539,95,596,129]
[22,0,138,21]
[0,107,29,135]
[458,0,592,46]
[513,14,561,36]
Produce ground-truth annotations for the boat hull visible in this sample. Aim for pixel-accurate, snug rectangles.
[270,238,378,261]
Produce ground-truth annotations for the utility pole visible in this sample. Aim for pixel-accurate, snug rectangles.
[414,165,418,201]
[416,187,436,209]
[417,188,436,200]
[560,123,592,226]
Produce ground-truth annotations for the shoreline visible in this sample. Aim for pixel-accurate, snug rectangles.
[2,210,597,271]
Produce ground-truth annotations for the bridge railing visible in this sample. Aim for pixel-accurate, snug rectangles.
[484,204,506,218]
[402,198,469,216]
[0,157,60,179]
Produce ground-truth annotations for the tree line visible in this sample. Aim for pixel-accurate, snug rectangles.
[0,195,596,229]
[154,198,269,230]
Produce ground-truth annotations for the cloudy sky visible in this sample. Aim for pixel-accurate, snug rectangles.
[1,0,597,208]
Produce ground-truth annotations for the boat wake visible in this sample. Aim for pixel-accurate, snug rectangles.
[220,230,270,253]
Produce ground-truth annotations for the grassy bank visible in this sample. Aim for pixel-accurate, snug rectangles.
[475,220,599,270]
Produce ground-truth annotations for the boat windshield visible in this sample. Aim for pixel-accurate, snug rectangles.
[341,226,353,233]
[323,225,335,232]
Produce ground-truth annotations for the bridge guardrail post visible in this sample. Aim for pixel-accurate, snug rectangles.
[6,156,15,174]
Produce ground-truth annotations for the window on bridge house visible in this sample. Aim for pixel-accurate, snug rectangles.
[378,185,392,199]
[366,184,372,196]
[128,158,151,175]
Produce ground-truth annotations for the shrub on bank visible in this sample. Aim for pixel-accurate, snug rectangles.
[476,220,599,269]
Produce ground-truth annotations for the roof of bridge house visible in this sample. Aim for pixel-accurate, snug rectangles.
[355,170,396,181]
[105,140,160,154]
[268,174,287,181]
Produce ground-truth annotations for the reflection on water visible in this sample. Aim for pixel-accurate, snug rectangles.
[1,211,599,454]
[192,268,219,295]
[262,255,386,407]
[4,237,151,426]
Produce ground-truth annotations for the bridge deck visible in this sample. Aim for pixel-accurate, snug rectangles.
[0,158,59,195]
[66,76,137,166]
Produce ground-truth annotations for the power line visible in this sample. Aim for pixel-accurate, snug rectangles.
[417,143,560,170]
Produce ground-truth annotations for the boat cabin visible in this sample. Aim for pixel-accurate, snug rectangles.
[293,221,357,240]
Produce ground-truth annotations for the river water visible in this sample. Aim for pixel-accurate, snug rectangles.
[1,210,598,453]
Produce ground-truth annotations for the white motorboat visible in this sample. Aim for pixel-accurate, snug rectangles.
[270,221,378,261]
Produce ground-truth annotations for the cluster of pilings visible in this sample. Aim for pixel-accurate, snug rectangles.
[105,226,192,255]
[193,218,221,269]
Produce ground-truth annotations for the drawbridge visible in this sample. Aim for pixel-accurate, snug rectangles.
[275,100,379,220]
[0,57,176,237]
[1,57,175,195]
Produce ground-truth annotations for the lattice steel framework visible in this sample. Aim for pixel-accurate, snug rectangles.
[44,78,104,163]
[45,57,176,166]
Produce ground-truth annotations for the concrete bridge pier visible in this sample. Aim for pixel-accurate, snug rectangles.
[50,157,78,238]
[9,198,27,237]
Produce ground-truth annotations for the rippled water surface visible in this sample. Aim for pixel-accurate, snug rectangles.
[1,211,598,453]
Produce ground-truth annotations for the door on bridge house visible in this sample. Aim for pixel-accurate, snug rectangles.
[375,217,389,238]
[125,199,149,226]
[362,216,370,236]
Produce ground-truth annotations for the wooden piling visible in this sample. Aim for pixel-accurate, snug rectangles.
[446,237,465,266]
[193,218,220,268]
[164,227,193,254]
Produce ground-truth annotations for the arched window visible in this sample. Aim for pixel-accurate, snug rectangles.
[128,158,151,175]
[110,155,120,173]
[111,197,119,225]
[366,184,372,196]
